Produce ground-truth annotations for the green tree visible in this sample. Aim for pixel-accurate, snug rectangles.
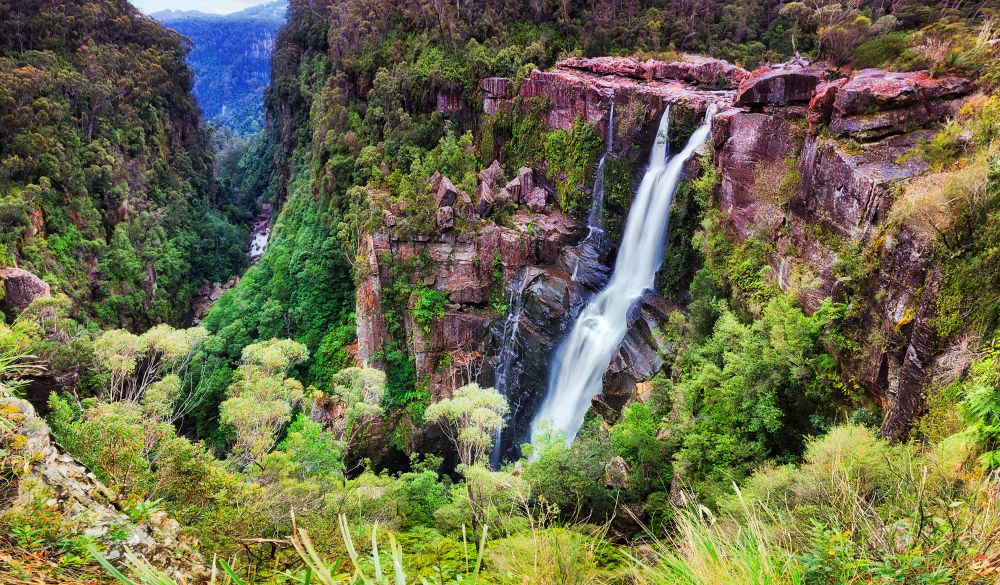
[220,338,308,469]
[424,383,508,467]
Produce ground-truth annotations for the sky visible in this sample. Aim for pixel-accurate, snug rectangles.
[132,0,269,14]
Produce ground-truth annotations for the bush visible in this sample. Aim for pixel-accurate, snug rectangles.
[852,32,910,68]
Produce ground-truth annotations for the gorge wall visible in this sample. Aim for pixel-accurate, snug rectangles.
[352,53,976,460]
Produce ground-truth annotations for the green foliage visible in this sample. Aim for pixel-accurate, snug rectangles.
[669,295,840,504]
[521,421,618,520]
[609,402,672,498]
[412,286,449,334]
[543,121,604,216]
[0,2,247,329]
[958,345,1000,469]
[852,32,911,68]
[932,157,1000,338]
[424,383,508,467]
[274,414,345,479]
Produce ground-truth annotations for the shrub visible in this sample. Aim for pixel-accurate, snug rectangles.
[852,32,910,68]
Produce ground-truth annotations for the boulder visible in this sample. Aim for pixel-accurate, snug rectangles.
[828,69,975,140]
[807,78,847,129]
[559,56,644,78]
[476,182,495,218]
[603,291,674,407]
[517,167,534,203]
[735,59,831,107]
[525,186,547,212]
[503,176,523,202]
[0,267,50,315]
[641,55,749,88]
[436,175,460,208]
[496,187,513,207]
[604,456,631,489]
[479,159,504,189]
[436,206,455,230]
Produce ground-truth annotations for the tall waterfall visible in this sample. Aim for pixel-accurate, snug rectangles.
[489,269,529,468]
[531,106,715,446]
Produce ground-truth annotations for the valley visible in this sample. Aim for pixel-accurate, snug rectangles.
[1,0,999,583]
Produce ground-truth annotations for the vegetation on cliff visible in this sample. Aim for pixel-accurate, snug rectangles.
[0,0,250,331]
[2,0,1000,583]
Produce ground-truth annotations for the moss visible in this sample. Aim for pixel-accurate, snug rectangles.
[544,120,604,216]
[602,156,636,242]
[658,157,717,299]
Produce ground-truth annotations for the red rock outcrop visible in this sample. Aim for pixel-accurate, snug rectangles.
[734,58,831,107]
[0,267,51,316]
[711,66,969,438]
[559,55,748,88]
[480,77,513,116]
[807,79,847,129]
[482,57,737,133]
[827,69,975,140]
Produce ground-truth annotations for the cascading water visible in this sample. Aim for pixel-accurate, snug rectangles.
[489,269,529,468]
[583,103,615,245]
[531,106,715,446]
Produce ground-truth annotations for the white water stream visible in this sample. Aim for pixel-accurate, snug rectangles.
[531,106,715,446]
[489,270,529,468]
[583,102,614,244]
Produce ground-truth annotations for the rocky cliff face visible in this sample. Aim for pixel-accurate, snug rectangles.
[713,59,975,439]
[0,395,208,583]
[482,55,740,141]
[354,54,974,460]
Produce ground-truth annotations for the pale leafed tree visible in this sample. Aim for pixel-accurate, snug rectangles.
[94,324,206,420]
[424,383,509,467]
[221,338,308,469]
[325,366,385,451]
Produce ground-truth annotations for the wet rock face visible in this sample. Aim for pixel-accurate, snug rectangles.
[0,267,50,317]
[486,267,576,461]
[1,396,208,583]
[355,164,577,401]
[603,292,675,411]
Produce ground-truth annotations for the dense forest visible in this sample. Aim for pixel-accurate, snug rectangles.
[153,2,286,135]
[2,0,1000,583]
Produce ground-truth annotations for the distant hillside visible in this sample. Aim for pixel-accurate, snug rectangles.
[154,2,286,135]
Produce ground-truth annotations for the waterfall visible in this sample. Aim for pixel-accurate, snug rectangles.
[531,106,715,446]
[583,103,615,244]
[489,269,529,468]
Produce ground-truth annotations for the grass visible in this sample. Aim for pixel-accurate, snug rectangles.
[629,491,803,585]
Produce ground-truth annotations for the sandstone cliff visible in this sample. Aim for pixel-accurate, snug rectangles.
[350,53,975,461]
